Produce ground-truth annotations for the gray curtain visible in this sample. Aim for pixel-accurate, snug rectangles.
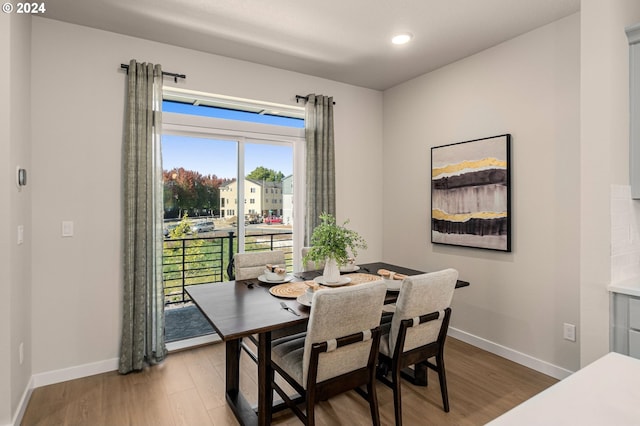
[304,94,336,245]
[119,60,166,374]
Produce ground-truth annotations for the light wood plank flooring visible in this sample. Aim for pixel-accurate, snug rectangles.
[22,337,557,425]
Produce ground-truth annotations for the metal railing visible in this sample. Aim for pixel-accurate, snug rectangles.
[163,230,293,306]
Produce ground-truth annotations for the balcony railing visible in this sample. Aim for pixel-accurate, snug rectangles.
[163,230,293,306]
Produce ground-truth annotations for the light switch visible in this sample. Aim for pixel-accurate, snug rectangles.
[17,225,23,245]
[62,221,74,237]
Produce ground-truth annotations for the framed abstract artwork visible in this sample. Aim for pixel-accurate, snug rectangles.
[431,134,511,252]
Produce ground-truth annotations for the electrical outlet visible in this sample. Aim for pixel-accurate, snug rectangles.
[563,323,576,342]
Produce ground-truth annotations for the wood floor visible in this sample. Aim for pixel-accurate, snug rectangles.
[22,337,557,425]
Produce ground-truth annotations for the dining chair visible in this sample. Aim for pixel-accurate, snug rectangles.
[377,268,458,426]
[233,250,287,363]
[234,250,285,280]
[301,246,325,272]
[271,280,387,426]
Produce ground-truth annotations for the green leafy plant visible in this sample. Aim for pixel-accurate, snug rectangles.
[303,213,367,267]
[170,213,192,239]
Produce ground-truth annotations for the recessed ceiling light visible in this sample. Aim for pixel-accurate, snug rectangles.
[392,33,413,45]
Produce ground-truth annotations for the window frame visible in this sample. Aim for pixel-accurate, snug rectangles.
[162,111,306,270]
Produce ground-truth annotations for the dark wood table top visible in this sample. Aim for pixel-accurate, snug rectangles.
[185,261,469,342]
[186,274,309,340]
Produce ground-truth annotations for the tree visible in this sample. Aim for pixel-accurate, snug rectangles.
[246,166,285,182]
[163,168,230,218]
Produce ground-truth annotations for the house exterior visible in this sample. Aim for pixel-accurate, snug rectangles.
[4,2,640,424]
[219,178,283,218]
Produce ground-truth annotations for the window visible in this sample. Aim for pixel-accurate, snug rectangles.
[162,89,305,268]
[160,89,306,347]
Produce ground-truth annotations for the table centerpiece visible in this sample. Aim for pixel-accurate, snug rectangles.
[303,212,367,283]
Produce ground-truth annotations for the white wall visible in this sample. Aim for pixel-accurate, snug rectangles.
[10,13,32,423]
[580,0,640,366]
[383,15,581,371]
[30,17,383,375]
[1,11,32,425]
[0,13,11,425]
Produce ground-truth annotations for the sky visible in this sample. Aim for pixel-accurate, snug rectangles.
[161,101,300,179]
[162,136,293,179]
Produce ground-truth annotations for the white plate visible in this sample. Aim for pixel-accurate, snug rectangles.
[297,292,313,307]
[257,274,294,284]
[339,265,360,273]
[385,278,402,292]
[313,276,352,287]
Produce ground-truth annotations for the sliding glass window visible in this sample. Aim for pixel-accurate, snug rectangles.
[160,97,305,298]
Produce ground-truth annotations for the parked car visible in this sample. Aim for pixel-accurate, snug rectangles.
[192,221,215,233]
[245,214,260,224]
[264,216,282,225]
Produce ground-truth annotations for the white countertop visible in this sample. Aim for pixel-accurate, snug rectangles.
[608,277,640,297]
[486,352,640,425]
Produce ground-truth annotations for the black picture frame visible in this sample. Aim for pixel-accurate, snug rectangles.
[431,134,511,252]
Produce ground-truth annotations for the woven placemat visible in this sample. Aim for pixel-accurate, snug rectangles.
[346,273,384,285]
[269,281,311,298]
[269,273,382,298]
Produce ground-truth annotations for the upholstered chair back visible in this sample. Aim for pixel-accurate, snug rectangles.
[301,246,326,272]
[388,269,458,356]
[302,280,386,385]
[234,251,285,280]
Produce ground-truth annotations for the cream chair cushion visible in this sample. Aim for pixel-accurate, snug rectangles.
[301,246,325,272]
[380,268,458,357]
[234,250,285,280]
[272,280,386,387]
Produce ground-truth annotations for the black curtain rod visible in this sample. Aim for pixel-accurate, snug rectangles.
[296,95,336,105]
[120,64,186,83]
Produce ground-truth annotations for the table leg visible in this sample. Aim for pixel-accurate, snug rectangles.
[414,362,428,386]
[225,339,240,395]
[225,338,258,425]
[399,363,428,386]
[257,332,273,426]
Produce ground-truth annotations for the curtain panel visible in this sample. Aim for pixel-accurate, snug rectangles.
[119,60,166,374]
[304,94,336,245]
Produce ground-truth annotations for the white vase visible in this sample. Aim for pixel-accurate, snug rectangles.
[322,257,341,283]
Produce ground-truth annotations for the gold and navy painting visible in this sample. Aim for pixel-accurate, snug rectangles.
[431,134,511,252]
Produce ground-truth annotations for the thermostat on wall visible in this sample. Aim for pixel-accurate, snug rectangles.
[16,167,27,188]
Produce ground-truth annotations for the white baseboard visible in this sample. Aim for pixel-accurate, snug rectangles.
[449,327,573,380]
[10,376,33,426]
[166,333,221,352]
[30,334,222,388]
[32,357,119,389]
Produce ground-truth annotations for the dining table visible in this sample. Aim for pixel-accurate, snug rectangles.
[185,261,470,426]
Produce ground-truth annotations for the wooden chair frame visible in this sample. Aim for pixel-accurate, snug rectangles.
[377,308,452,426]
[271,327,382,426]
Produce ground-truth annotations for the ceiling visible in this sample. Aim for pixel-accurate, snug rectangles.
[43,0,580,91]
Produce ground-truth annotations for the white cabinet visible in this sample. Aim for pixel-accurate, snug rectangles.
[629,329,640,358]
[611,290,640,358]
